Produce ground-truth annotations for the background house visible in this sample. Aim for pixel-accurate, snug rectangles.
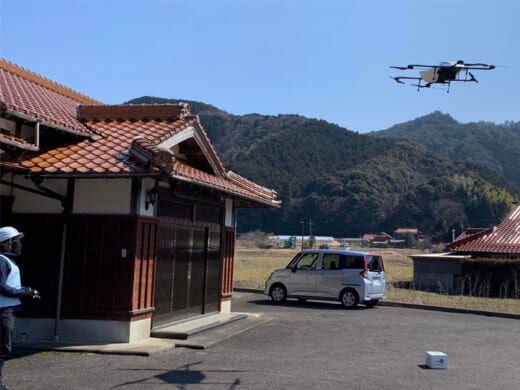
[392,227,420,248]
[0,59,280,343]
[362,232,392,247]
[412,205,520,295]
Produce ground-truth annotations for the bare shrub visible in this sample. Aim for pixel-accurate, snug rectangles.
[499,280,510,299]
[478,273,492,297]
[467,272,481,297]
[436,280,449,295]
[237,230,274,249]
[514,271,520,299]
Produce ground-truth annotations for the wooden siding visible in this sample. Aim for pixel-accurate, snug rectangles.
[13,214,158,321]
[221,227,235,297]
[133,220,157,312]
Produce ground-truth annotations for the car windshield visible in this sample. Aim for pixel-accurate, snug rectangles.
[287,253,318,270]
[287,253,302,268]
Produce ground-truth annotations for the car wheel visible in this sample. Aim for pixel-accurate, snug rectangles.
[364,299,379,308]
[340,289,359,309]
[270,284,287,303]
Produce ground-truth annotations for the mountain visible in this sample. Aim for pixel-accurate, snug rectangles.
[126,97,518,239]
[369,111,520,188]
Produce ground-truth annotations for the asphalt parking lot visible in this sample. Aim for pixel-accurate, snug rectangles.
[5,292,520,389]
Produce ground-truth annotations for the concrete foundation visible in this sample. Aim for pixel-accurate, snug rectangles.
[220,299,232,314]
[14,317,152,343]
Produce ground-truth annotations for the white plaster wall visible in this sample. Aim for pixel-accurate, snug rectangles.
[2,176,65,213]
[225,198,234,227]
[74,179,131,214]
[138,178,157,217]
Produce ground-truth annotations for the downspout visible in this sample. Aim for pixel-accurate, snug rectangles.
[53,178,74,342]
[35,121,40,147]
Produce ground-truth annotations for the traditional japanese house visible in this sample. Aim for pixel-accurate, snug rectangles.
[0,59,280,343]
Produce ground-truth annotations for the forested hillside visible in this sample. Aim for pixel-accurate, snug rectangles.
[370,111,520,188]
[127,97,518,240]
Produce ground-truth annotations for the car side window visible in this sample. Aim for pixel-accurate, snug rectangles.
[342,255,365,269]
[294,253,318,270]
[321,254,341,270]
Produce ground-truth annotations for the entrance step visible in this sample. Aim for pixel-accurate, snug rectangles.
[151,313,247,340]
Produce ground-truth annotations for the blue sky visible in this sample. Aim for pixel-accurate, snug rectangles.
[1,0,518,133]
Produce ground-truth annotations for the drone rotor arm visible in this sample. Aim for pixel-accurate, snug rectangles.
[460,63,496,70]
[390,64,438,70]
[389,76,405,84]
[391,76,422,82]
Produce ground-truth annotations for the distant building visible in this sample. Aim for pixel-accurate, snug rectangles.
[362,232,392,247]
[392,227,420,248]
[446,206,520,258]
[412,205,520,294]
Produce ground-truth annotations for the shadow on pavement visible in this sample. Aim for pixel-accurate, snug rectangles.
[246,297,375,311]
[112,362,247,389]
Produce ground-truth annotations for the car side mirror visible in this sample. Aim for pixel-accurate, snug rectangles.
[292,265,297,273]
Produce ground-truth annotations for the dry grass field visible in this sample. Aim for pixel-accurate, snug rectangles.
[234,245,520,314]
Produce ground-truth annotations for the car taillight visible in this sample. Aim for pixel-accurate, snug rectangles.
[360,269,368,279]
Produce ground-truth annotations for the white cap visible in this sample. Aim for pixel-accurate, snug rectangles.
[0,226,24,243]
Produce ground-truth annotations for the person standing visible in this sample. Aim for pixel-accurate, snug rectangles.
[0,227,39,390]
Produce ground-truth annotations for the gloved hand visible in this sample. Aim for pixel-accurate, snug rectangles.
[24,287,40,298]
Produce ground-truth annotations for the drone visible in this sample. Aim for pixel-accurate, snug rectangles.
[390,60,495,92]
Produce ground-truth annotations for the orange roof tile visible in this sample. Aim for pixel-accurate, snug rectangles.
[0,60,280,208]
[447,206,520,254]
[1,59,97,135]
[0,132,39,151]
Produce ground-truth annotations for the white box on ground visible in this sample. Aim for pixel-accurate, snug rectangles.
[425,351,448,369]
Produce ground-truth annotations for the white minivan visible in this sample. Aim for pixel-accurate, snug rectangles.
[265,249,385,308]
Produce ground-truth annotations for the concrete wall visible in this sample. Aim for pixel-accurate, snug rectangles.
[14,317,152,344]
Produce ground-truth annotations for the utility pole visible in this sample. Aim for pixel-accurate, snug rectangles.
[300,220,304,250]
[309,219,312,237]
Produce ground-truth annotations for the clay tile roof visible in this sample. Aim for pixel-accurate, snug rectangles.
[447,205,520,254]
[174,162,280,207]
[0,61,280,208]
[0,132,39,151]
[0,58,97,135]
[78,103,190,121]
[395,228,419,233]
